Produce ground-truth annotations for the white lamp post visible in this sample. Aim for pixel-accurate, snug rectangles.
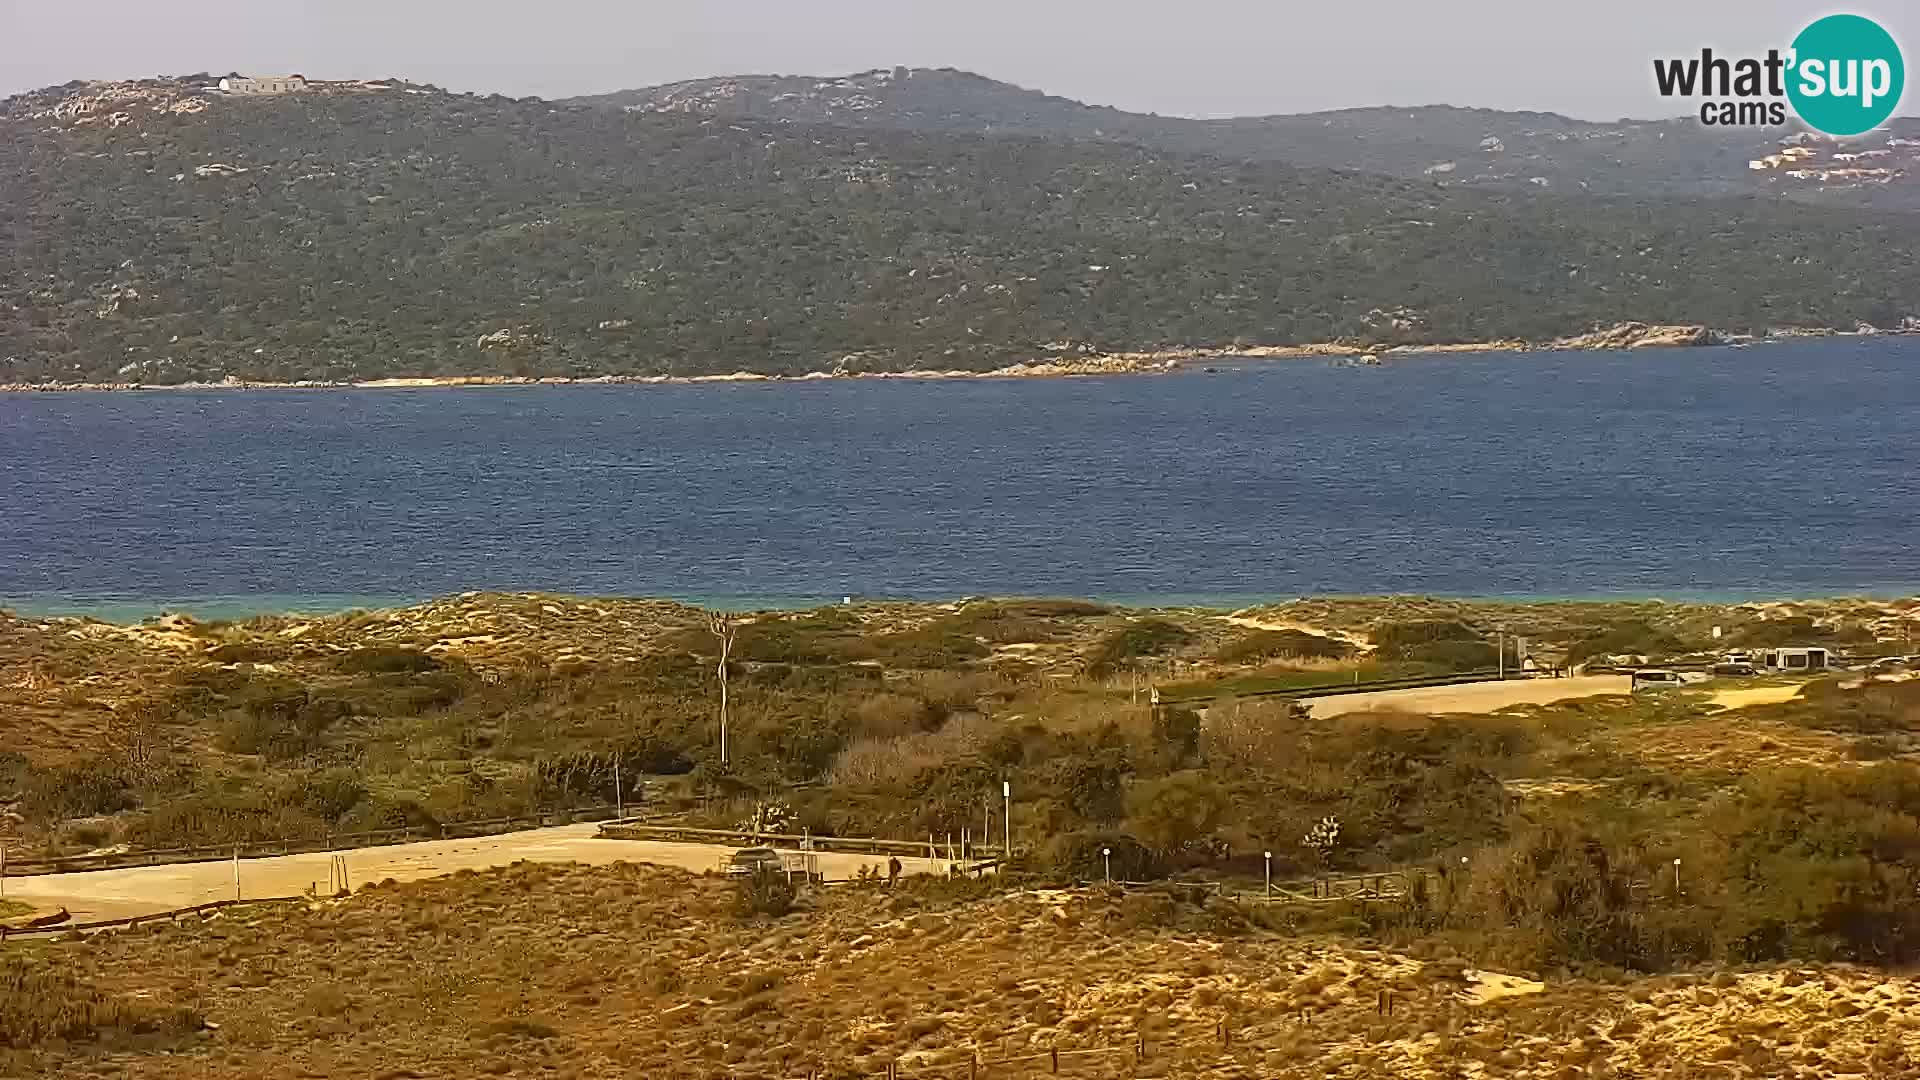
[1102,847,1111,885]
[1264,851,1272,898]
[1002,781,1011,858]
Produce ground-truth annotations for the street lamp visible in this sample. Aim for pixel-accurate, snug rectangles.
[1002,781,1012,859]
[1102,847,1112,884]
[1673,857,1683,893]
[1264,851,1272,898]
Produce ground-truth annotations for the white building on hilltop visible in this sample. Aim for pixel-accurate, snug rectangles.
[219,74,307,95]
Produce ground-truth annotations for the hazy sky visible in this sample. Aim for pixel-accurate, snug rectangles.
[3,0,1914,120]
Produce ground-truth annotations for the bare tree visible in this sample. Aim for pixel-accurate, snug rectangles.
[706,612,740,767]
[103,700,173,789]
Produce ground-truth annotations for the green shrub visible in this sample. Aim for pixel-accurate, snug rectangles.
[1729,616,1874,648]
[1113,890,1179,929]
[1045,746,1132,824]
[1400,639,1498,670]
[1150,706,1201,764]
[335,646,443,674]
[1778,680,1920,736]
[1124,770,1228,856]
[126,788,319,847]
[730,614,875,665]
[285,769,369,821]
[1214,629,1355,664]
[869,628,991,669]
[1457,825,1648,970]
[1372,622,1506,671]
[1087,619,1191,674]
[1704,764,1920,966]
[995,599,1111,618]
[1565,620,1701,662]
[0,751,29,794]
[1851,736,1903,761]
[1373,620,1481,655]
[1047,831,1163,882]
[19,758,133,823]
[205,641,287,664]
[0,959,201,1048]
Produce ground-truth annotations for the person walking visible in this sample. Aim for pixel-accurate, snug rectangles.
[887,855,902,887]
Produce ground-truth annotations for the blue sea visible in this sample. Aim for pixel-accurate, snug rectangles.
[3,339,1916,621]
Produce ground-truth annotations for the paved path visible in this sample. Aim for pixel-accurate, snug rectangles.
[2,824,951,923]
[1308,675,1632,718]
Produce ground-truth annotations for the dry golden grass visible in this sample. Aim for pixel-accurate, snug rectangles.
[2,862,1914,1078]
[1593,714,1854,774]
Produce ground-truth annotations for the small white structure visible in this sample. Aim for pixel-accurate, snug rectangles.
[1755,646,1831,672]
[219,74,308,95]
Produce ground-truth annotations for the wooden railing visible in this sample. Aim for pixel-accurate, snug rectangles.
[596,822,1005,861]
[1108,870,1416,905]
[0,896,306,942]
[0,804,627,879]
[1157,667,1539,705]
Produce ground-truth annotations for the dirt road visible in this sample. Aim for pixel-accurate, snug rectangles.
[2,824,953,923]
[1308,675,1632,718]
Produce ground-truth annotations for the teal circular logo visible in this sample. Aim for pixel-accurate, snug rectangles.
[1787,14,1905,136]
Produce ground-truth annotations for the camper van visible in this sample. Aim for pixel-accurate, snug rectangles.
[1753,646,1831,672]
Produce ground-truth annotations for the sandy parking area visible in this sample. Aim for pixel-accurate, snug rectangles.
[1706,685,1806,711]
[2,824,953,923]
[1309,675,1632,718]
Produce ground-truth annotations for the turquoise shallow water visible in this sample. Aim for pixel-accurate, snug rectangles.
[4,338,1917,621]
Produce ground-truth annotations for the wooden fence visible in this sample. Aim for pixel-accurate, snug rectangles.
[0,896,306,942]
[0,804,629,879]
[1107,870,1416,905]
[597,822,1005,862]
[1157,666,1535,706]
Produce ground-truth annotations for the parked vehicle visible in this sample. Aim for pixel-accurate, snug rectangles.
[724,847,787,876]
[1711,662,1757,676]
[1754,646,1831,671]
[1631,669,1689,691]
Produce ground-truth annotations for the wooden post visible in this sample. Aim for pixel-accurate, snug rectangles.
[1050,1045,1059,1072]
[1136,1033,1146,1061]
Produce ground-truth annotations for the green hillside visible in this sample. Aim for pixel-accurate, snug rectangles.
[3,77,1915,384]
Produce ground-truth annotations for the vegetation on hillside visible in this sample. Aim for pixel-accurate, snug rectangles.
[11,859,1920,1078]
[6,593,1920,1073]
[577,67,1920,210]
[4,80,1919,385]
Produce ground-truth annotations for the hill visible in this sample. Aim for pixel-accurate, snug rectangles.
[574,67,1920,209]
[11,861,1920,1077]
[4,75,1919,384]
[9,591,1920,1079]
[3,590,1913,858]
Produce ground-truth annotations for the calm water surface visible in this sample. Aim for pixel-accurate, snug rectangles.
[3,340,1916,619]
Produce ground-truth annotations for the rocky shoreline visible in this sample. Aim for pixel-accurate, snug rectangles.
[3,322,1909,394]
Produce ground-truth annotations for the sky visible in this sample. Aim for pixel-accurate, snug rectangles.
[2,0,1914,120]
